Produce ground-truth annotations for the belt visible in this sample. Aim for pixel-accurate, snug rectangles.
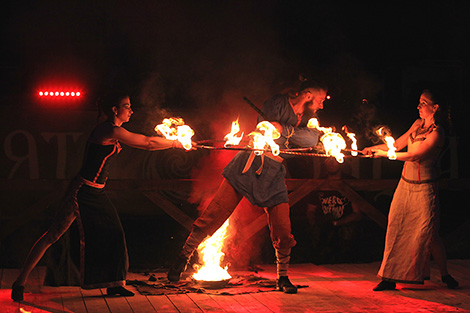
[401,175,436,185]
[79,176,106,189]
[242,151,283,175]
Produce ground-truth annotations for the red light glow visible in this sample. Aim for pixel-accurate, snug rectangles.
[38,90,82,97]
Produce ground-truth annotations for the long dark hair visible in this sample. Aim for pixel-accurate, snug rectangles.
[422,88,453,135]
[96,91,129,123]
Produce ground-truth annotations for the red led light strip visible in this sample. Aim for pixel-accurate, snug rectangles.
[38,91,81,97]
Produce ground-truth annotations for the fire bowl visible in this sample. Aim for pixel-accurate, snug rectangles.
[192,278,231,289]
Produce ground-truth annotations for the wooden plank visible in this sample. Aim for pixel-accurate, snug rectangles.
[30,267,65,313]
[288,179,326,207]
[288,265,367,312]
[331,180,388,229]
[0,295,19,313]
[167,293,203,312]
[207,294,251,313]
[2,261,470,312]
[0,179,69,191]
[107,179,194,192]
[0,287,20,313]
[124,286,157,313]
[80,288,111,313]
[106,272,153,313]
[0,179,194,192]
[249,290,308,313]
[343,179,398,191]
[147,295,180,312]
[309,265,437,312]
[238,212,268,241]
[337,261,470,312]
[103,292,134,313]
[298,282,346,311]
[142,191,194,230]
[59,286,88,313]
[0,269,20,313]
[186,293,226,312]
[319,274,384,311]
[228,294,274,313]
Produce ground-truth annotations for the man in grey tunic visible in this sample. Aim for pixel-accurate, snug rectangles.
[168,81,328,293]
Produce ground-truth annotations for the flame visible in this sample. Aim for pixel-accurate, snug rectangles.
[321,133,346,163]
[224,118,244,147]
[308,118,346,163]
[342,126,358,156]
[192,219,231,281]
[248,121,280,156]
[307,118,333,133]
[377,127,397,160]
[155,117,194,150]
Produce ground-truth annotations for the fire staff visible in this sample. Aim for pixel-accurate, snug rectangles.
[364,89,459,291]
[168,80,328,294]
[11,91,186,302]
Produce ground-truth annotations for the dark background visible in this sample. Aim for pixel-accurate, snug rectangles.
[2,0,469,170]
[1,1,469,272]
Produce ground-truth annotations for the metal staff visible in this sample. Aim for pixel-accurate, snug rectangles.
[243,96,268,120]
[194,144,372,158]
[195,140,315,153]
[196,140,366,155]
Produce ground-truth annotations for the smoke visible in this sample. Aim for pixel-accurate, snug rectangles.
[107,1,387,266]
[349,99,383,145]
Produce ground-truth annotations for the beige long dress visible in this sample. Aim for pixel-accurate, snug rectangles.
[378,123,443,284]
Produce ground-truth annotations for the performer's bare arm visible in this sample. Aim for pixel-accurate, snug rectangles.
[111,126,183,150]
[368,120,443,162]
[363,119,421,155]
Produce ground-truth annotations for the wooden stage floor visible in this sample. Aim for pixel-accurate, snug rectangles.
[1,260,469,313]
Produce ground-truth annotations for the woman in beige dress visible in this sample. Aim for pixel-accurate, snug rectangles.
[364,89,458,291]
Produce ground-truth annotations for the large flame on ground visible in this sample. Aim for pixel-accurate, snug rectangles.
[192,219,231,282]
[248,121,280,156]
[377,127,397,160]
[155,117,194,150]
[308,118,346,163]
[224,118,244,147]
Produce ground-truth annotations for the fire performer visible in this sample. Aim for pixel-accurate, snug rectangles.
[11,91,186,302]
[363,89,459,291]
[168,80,328,293]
